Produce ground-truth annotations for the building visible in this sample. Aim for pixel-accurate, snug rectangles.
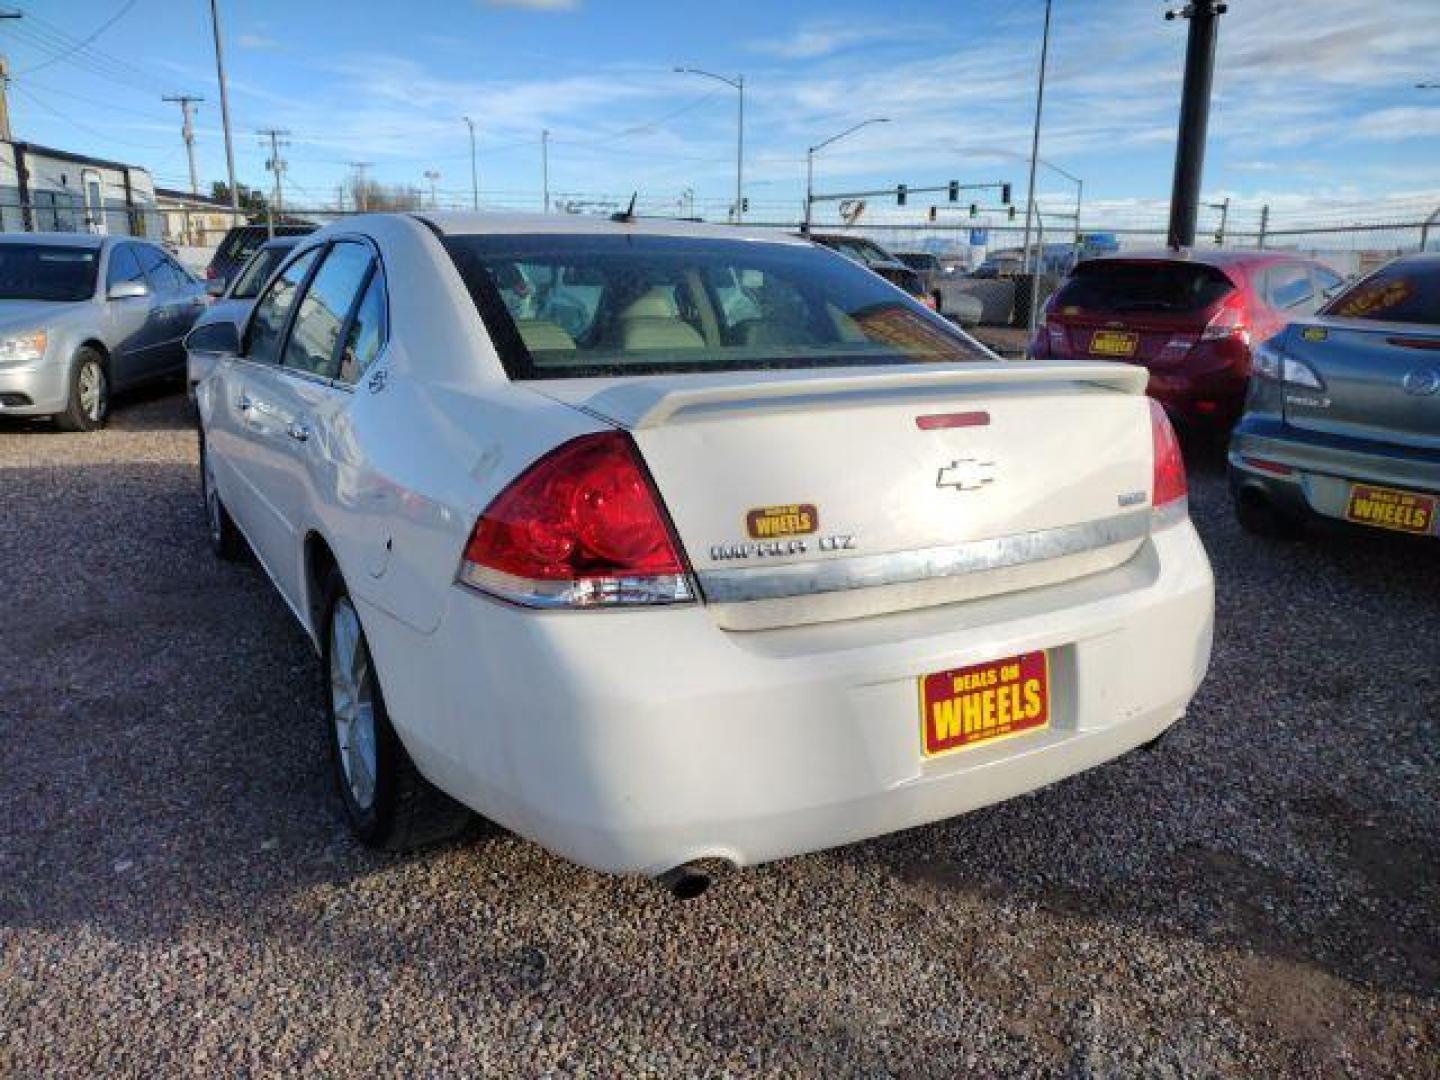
[0,140,161,237]
[155,186,236,249]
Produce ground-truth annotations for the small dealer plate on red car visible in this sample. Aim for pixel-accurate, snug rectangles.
[919,651,1050,757]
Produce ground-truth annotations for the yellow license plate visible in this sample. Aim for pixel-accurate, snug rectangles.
[1089,330,1138,357]
[920,651,1050,757]
[1344,483,1436,535]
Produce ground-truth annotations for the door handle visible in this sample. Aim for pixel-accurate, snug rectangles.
[287,420,311,443]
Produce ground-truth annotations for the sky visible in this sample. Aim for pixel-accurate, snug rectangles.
[5,0,1439,231]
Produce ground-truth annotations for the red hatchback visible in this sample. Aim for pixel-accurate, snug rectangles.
[1031,250,1346,430]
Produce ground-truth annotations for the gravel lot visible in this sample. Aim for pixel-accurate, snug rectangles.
[2,387,1436,1077]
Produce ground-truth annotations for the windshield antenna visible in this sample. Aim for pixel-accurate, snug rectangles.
[611,192,639,223]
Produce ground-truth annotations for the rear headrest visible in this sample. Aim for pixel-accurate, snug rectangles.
[619,287,679,321]
[516,320,576,352]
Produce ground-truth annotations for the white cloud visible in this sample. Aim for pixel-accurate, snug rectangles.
[479,0,578,9]
[748,21,928,60]
[237,33,280,50]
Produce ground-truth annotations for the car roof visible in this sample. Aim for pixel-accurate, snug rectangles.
[415,211,809,246]
[0,231,106,249]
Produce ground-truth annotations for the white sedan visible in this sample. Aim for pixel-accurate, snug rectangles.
[190,213,1213,893]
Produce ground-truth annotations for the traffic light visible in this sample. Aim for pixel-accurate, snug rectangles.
[1001,183,1012,205]
[928,206,937,222]
[742,197,749,212]
[896,184,907,206]
[948,181,959,202]
[969,203,977,218]
[1008,204,1017,220]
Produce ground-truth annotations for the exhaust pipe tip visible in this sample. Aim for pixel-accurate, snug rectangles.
[656,858,732,901]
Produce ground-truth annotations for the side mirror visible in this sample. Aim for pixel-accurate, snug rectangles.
[184,320,241,355]
[108,279,150,301]
[206,277,227,298]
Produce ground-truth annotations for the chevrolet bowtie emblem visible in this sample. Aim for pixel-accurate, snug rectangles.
[936,457,997,491]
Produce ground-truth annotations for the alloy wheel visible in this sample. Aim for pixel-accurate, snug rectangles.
[329,598,378,811]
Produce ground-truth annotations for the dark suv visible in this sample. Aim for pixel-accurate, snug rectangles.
[204,223,316,291]
[804,233,936,310]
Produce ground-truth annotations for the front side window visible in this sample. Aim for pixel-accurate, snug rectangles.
[1322,260,1440,326]
[283,242,373,378]
[246,247,321,366]
[230,246,289,299]
[0,244,99,302]
[104,245,145,291]
[135,245,187,294]
[444,234,989,380]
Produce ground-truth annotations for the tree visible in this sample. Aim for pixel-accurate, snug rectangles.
[210,181,269,217]
[344,177,424,212]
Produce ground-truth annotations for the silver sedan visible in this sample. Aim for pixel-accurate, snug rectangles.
[0,232,208,430]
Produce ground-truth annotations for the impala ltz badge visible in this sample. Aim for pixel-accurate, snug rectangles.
[937,457,996,492]
[711,503,854,562]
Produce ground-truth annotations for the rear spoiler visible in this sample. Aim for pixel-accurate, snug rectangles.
[578,362,1148,429]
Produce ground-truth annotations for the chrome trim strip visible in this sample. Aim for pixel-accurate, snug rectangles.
[696,511,1153,604]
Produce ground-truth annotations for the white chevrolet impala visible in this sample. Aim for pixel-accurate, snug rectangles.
[190,213,1213,890]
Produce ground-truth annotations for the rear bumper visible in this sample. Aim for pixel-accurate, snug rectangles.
[1146,366,1247,429]
[364,518,1214,875]
[1228,414,1440,531]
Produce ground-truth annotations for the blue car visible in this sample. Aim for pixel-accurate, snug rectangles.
[1228,254,1439,539]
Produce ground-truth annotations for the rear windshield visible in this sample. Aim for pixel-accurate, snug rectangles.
[1322,261,1440,326]
[216,226,311,264]
[1052,260,1233,314]
[0,244,98,301]
[895,253,935,271]
[443,233,990,380]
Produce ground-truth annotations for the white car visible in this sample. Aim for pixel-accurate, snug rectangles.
[191,213,1213,893]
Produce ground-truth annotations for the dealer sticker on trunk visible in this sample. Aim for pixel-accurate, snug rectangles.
[920,651,1050,757]
[746,504,819,538]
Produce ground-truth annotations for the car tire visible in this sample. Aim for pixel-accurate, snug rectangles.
[199,433,244,561]
[53,347,109,432]
[321,568,472,851]
[1235,489,1304,540]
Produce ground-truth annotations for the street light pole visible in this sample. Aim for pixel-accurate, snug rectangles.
[804,118,890,233]
[674,67,745,222]
[1019,0,1053,276]
[462,116,478,210]
[1165,0,1227,249]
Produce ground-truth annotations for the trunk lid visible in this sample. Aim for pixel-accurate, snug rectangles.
[1283,319,1440,451]
[535,362,1157,630]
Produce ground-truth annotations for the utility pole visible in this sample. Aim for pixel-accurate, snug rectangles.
[424,169,440,210]
[1019,0,1052,277]
[1165,0,1227,249]
[162,94,205,195]
[541,129,549,213]
[462,116,478,210]
[1257,203,1269,249]
[0,11,24,143]
[349,161,373,212]
[258,127,289,235]
[207,0,240,222]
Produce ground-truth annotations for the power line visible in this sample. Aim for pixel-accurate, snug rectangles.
[13,0,138,76]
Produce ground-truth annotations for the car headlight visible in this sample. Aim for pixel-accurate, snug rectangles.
[0,330,47,364]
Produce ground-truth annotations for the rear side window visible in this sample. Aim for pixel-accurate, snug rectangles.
[230,246,287,299]
[336,270,386,385]
[443,233,990,380]
[1260,263,1315,313]
[1322,261,1440,326]
[1053,261,1233,314]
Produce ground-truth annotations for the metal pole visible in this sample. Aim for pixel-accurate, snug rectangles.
[1027,211,1045,350]
[1421,205,1440,251]
[463,116,478,210]
[804,147,820,233]
[736,75,745,223]
[1019,0,1052,276]
[542,129,549,213]
[1074,176,1083,261]
[1258,204,1269,249]
[207,0,240,221]
[1165,0,1225,249]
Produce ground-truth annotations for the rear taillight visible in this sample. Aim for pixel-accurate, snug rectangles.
[1253,342,1325,389]
[204,265,217,280]
[1150,399,1188,518]
[458,432,694,608]
[1045,317,1067,354]
[1200,295,1249,344]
